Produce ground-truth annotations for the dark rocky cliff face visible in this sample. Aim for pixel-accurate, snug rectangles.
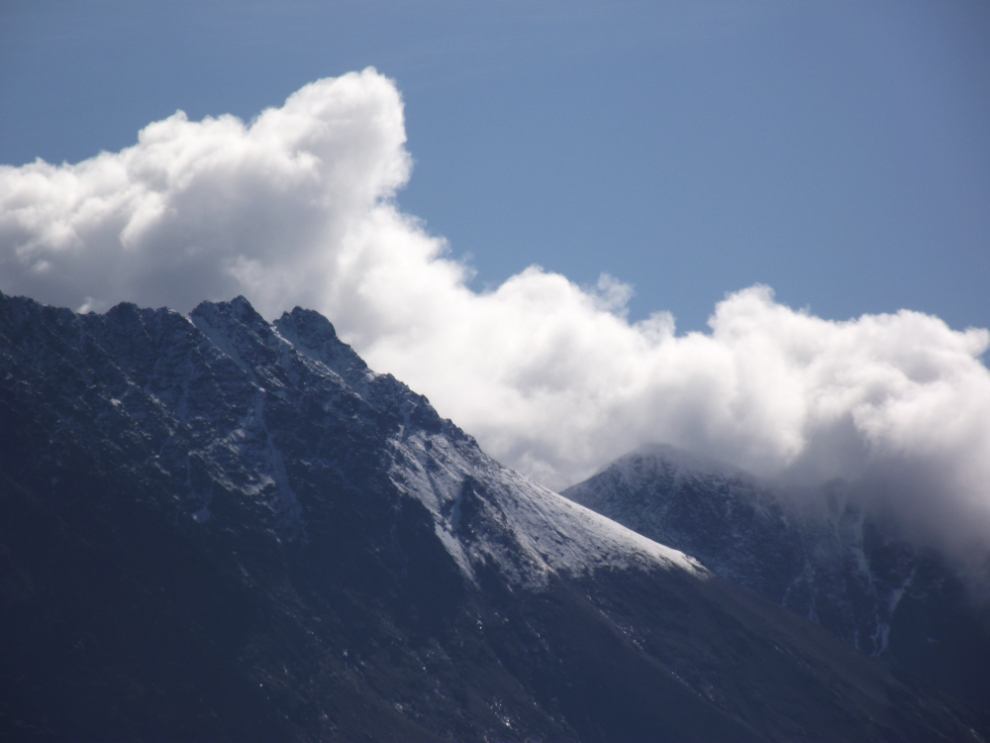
[0,292,985,742]
[562,445,990,713]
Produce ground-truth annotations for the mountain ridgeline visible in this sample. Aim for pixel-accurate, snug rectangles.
[561,445,990,712]
[0,292,986,742]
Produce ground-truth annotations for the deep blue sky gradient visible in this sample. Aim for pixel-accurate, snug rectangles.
[2,0,987,332]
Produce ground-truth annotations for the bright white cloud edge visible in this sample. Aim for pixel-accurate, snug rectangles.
[2,69,989,569]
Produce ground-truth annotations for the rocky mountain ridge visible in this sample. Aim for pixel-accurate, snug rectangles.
[1,292,985,741]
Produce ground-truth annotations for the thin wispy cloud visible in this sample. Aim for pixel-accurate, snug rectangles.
[2,69,989,565]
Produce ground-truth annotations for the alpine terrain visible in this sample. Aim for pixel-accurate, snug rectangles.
[562,444,990,713]
[0,291,986,742]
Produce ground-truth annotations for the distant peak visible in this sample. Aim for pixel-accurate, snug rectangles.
[280,305,339,339]
[606,442,750,482]
[190,295,267,328]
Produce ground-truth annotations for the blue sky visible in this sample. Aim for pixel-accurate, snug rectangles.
[2,0,987,333]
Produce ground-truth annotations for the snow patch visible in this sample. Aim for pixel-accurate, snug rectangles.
[389,430,706,588]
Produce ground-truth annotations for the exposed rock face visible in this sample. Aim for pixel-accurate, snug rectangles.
[1,292,985,742]
[562,444,990,711]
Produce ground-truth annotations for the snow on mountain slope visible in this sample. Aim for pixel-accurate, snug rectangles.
[0,289,699,589]
[388,429,704,587]
[270,301,705,586]
[2,290,986,742]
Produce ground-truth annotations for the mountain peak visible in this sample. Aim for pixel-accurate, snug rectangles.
[191,294,268,330]
[274,304,371,388]
[2,291,985,741]
[612,442,750,482]
[563,446,990,708]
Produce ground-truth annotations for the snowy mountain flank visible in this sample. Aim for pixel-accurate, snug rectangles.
[1,292,986,742]
[562,444,990,711]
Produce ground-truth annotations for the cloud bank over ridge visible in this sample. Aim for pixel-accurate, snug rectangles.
[2,69,989,561]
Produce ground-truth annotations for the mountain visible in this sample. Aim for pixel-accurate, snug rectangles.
[0,292,986,742]
[561,444,990,712]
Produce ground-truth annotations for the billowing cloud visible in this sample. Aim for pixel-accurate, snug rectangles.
[2,69,989,563]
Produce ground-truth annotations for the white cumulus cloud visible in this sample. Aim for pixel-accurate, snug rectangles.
[2,69,989,563]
